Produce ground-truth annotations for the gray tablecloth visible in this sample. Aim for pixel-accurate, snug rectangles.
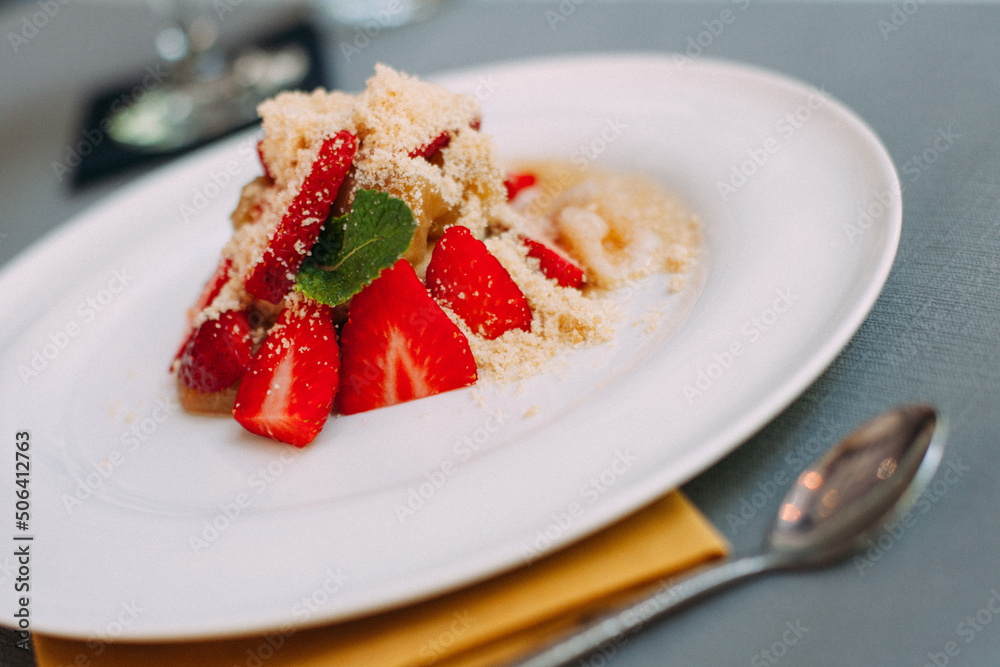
[1,1,998,665]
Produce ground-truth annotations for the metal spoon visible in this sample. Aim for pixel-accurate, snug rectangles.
[512,404,946,667]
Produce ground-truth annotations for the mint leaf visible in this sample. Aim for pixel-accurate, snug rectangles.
[296,189,417,306]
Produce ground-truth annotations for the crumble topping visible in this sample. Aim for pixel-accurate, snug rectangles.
[175,64,701,440]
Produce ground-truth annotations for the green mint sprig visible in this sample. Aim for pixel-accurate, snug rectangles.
[296,189,417,306]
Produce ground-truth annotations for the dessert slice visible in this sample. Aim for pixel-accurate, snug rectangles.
[172,65,506,444]
[170,64,700,447]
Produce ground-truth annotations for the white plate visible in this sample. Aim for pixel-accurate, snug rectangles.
[0,54,900,640]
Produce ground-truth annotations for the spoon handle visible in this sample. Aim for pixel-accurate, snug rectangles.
[511,553,776,667]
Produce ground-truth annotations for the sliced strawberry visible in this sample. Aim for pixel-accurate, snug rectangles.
[425,226,532,340]
[336,259,477,416]
[171,257,236,368]
[408,131,451,160]
[256,139,274,181]
[191,257,233,320]
[177,310,253,393]
[521,237,586,289]
[503,172,536,200]
[244,130,357,304]
[172,329,195,371]
[233,300,340,447]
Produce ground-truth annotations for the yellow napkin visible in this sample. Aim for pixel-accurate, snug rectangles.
[34,491,727,667]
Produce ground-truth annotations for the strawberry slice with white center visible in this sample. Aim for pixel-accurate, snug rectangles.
[521,236,586,289]
[336,259,477,416]
[234,300,340,447]
[177,309,253,393]
[244,130,357,304]
[425,226,532,340]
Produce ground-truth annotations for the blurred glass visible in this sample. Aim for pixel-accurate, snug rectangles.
[312,0,440,28]
[108,0,310,153]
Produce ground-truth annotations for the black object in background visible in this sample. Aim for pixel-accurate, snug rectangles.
[69,21,328,191]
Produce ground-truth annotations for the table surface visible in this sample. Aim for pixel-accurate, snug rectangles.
[2,1,999,665]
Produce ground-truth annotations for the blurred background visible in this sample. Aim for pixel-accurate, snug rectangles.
[1,0,627,268]
[0,0,709,269]
[2,0,329,267]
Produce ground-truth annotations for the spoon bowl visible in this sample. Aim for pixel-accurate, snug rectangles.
[513,404,947,667]
[768,404,944,566]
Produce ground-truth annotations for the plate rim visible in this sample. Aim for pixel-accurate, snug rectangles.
[2,52,901,640]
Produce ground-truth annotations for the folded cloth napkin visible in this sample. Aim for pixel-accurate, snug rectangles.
[34,491,727,667]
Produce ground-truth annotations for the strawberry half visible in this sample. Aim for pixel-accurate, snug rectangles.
[244,130,357,304]
[521,237,586,289]
[177,310,253,393]
[233,300,340,447]
[503,172,536,200]
[425,226,532,340]
[336,259,477,416]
